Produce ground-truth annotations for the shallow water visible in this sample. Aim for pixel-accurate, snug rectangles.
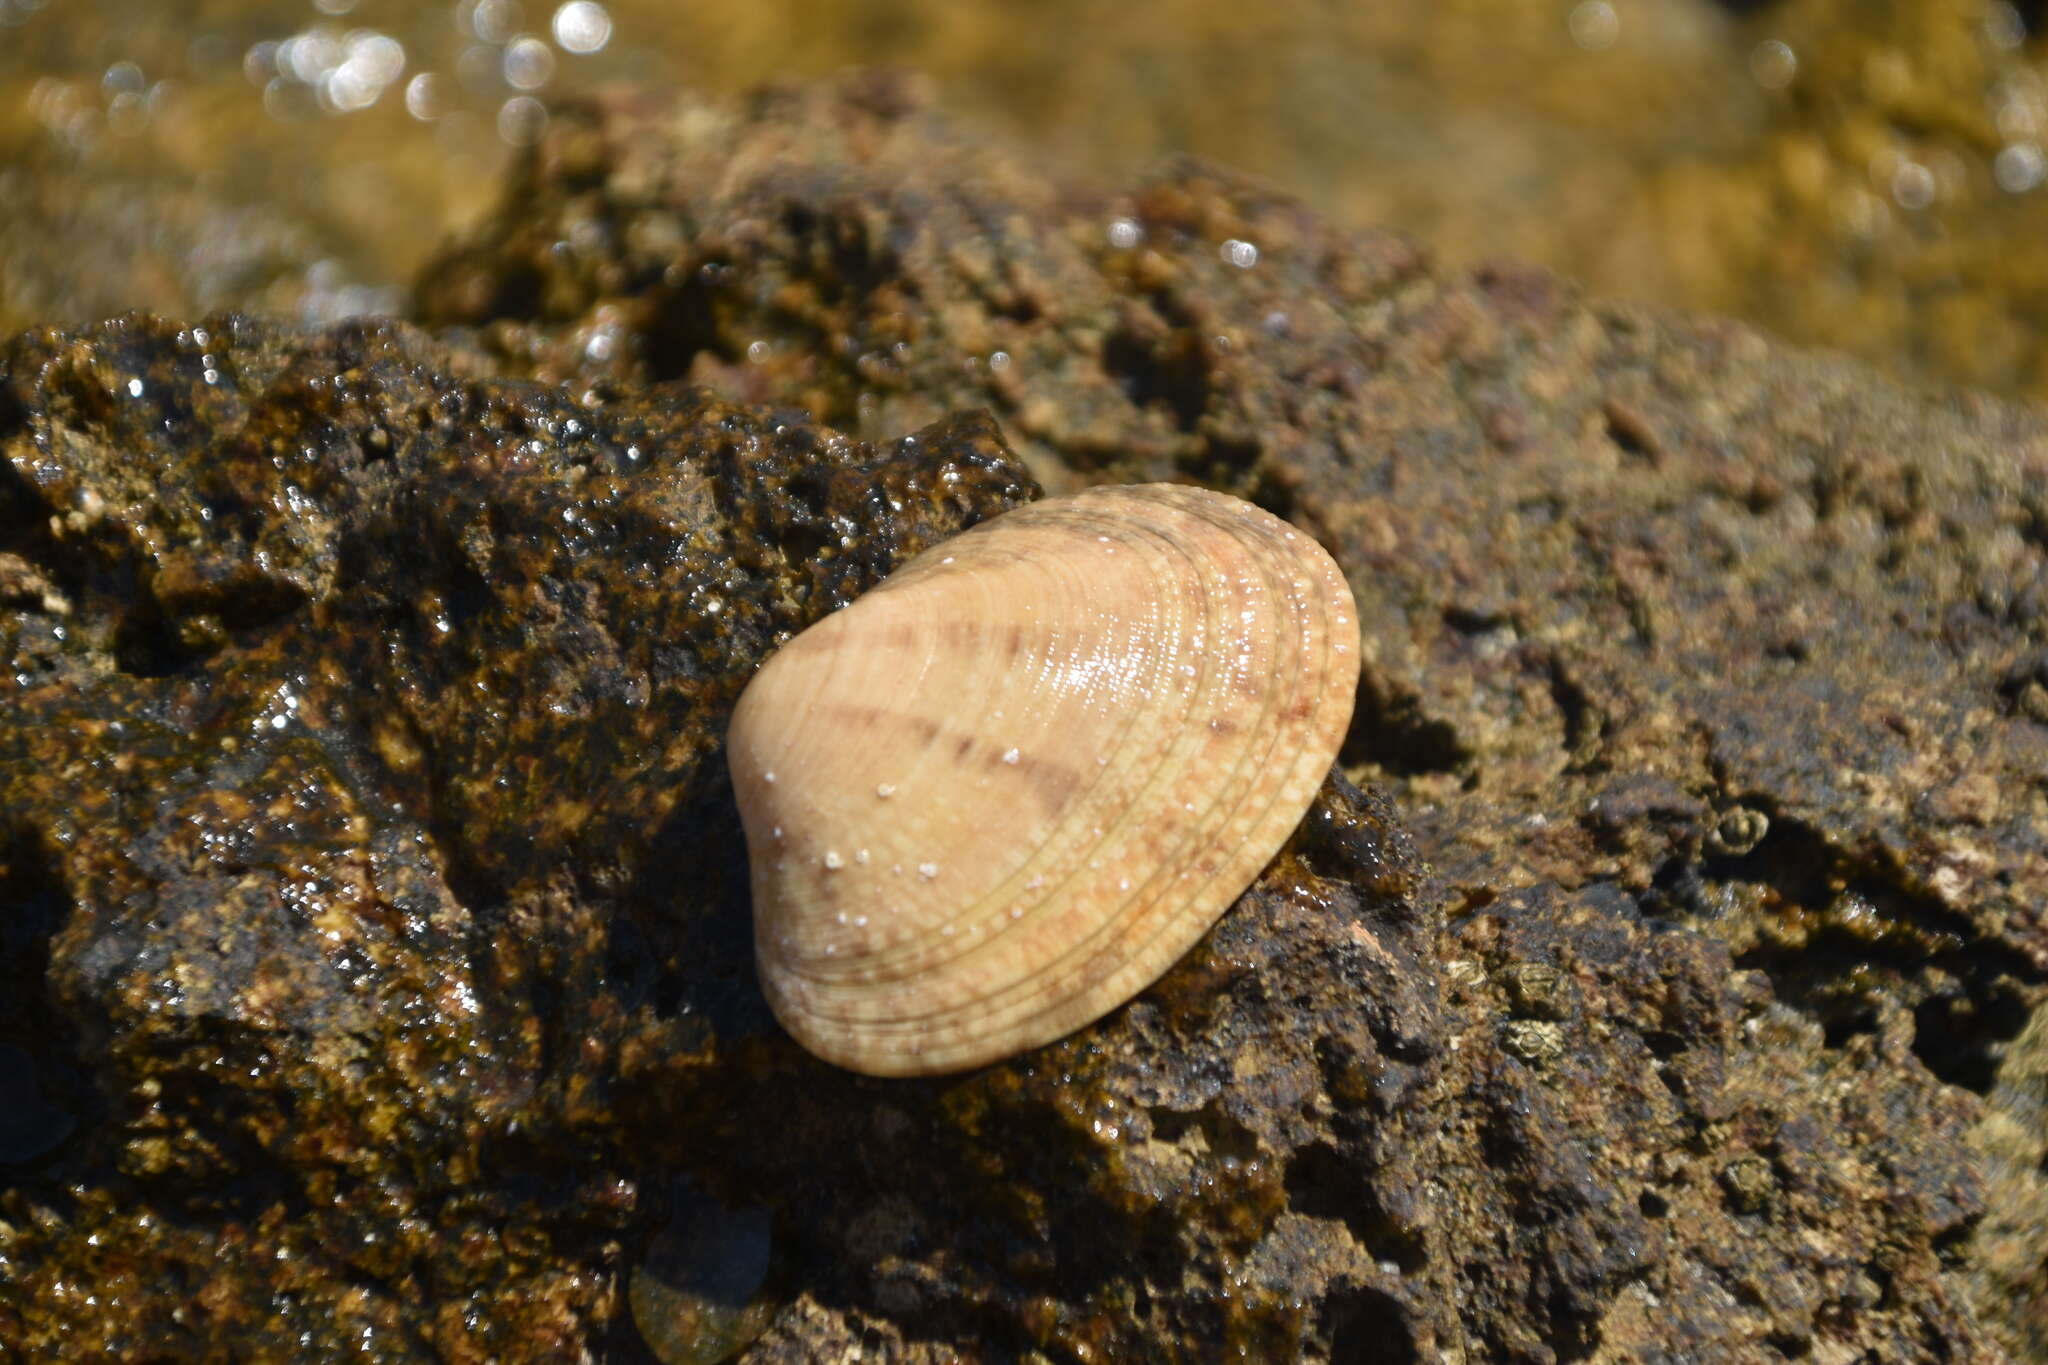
[4,0,2048,397]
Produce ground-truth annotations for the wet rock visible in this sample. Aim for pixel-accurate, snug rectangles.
[591,781,1989,1362]
[0,311,1035,1360]
[422,73,2045,1083]
[1975,1002,2048,1358]
[630,1184,783,1365]
[412,75,2043,1359]
[3,75,2042,1364]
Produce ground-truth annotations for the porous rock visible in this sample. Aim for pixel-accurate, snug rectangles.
[419,77,2046,1354]
[3,75,2042,1363]
[0,311,1035,1359]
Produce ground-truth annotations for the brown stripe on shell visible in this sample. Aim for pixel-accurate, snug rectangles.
[727,483,1359,1076]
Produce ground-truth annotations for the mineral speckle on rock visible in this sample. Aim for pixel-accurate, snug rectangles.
[0,310,1035,1360]
[423,69,2047,1090]
[1975,1002,2048,1356]
[3,74,2044,1364]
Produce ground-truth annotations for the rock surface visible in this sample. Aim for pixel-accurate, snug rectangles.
[3,77,2043,1363]
[0,311,1036,1360]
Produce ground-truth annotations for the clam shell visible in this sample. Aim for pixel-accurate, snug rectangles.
[727,484,1359,1076]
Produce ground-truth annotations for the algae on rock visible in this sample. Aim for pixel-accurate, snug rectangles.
[2,74,2043,1364]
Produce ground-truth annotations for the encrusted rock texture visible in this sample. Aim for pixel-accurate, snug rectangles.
[3,75,2044,1363]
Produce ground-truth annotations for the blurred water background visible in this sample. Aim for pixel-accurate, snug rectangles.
[3,0,2048,399]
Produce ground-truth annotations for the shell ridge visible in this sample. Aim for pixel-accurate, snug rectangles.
[775,511,1162,1003]
[937,506,1327,1031]
[736,483,1361,1075]
[813,493,1320,1040]
[1011,496,1362,1026]
[766,489,1343,1050]
[848,513,1156,977]
[750,595,989,992]
[786,501,1205,1009]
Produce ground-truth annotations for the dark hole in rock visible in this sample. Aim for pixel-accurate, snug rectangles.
[1765,1328,1816,1358]
[1442,602,1514,635]
[1545,660,1600,756]
[1913,981,2034,1094]
[0,453,38,550]
[0,1044,74,1166]
[1642,1030,1687,1061]
[1654,814,2038,1094]
[1100,323,1210,432]
[643,269,729,385]
[1816,995,1882,1050]
[1323,1282,1418,1364]
[772,513,834,576]
[1931,1221,1976,1267]
[0,826,88,1176]
[991,290,1041,326]
[1283,1142,1360,1223]
[111,607,199,678]
[1283,1142,1428,1275]
[480,262,547,328]
[625,777,771,1040]
[1641,856,1726,921]
[1340,672,1470,777]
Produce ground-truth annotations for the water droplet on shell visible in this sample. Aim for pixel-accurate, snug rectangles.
[728,484,1359,1076]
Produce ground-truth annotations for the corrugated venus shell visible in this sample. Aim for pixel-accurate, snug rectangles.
[726,484,1360,1076]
